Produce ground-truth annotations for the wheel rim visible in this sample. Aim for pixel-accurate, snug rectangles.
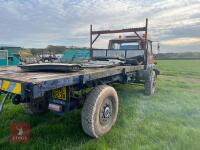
[99,97,113,126]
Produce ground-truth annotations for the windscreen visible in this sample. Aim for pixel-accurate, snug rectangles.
[112,42,140,50]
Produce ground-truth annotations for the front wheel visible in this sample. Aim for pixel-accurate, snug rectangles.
[81,85,118,138]
[144,71,156,96]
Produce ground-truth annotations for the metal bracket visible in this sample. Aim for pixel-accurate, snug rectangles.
[92,34,100,45]
[0,93,10,113]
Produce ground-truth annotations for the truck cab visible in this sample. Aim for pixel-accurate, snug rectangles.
[108,36,155,65]
[90,18,156,67]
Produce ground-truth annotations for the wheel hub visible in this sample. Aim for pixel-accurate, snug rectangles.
[100,98,113,125]
[104,106,111,118]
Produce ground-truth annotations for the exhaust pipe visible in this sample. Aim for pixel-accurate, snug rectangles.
[48,103,62,112]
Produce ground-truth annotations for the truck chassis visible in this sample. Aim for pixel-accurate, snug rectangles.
[0,19,158,138]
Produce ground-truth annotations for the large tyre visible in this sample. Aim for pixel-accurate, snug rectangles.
[144,70,156,96]
[82,85,118,138]
[22,97,49,115]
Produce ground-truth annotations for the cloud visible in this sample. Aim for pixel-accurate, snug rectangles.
[161,37,200,46]
[0,0,199,52]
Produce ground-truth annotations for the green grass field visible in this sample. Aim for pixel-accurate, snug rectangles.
[0,60,200,150]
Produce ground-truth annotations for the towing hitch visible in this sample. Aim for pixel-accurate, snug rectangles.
[0,93,10,113]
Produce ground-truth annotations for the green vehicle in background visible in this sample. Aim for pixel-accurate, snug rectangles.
[61,49,90,63]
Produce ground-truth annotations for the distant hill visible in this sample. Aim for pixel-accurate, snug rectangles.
[155,52,200,60]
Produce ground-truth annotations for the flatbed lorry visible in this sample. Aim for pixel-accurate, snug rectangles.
[0,19,159,138]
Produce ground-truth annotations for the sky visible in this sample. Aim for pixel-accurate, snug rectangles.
[0,0,200,53]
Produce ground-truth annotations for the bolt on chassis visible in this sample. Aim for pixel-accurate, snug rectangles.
[0,19,159,138]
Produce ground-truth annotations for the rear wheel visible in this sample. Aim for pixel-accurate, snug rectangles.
[81,85,118,138]
[22,97,49,115]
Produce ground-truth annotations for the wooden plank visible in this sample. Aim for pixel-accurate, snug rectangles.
[0,65,144,84]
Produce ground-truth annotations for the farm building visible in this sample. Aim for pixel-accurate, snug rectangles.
[0,46,21,66]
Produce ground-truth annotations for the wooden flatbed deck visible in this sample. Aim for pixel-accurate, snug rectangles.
[0,65,144,98]
[0,65,144,84]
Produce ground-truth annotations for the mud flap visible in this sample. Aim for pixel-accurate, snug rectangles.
[154,68,160,76]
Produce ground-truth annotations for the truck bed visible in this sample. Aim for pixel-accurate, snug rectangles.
[0,65,144,98]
